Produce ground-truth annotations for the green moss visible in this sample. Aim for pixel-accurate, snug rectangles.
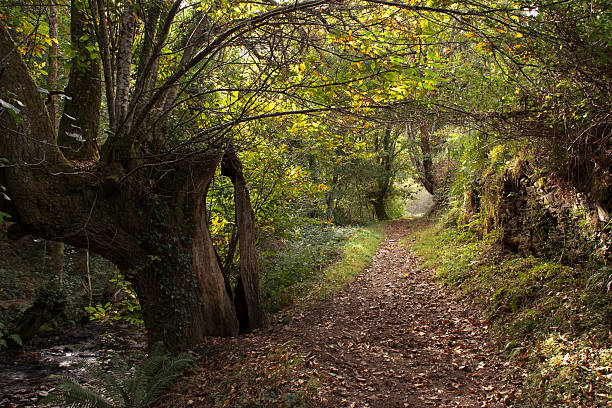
[410,218,612,407]
[36,322,57,337]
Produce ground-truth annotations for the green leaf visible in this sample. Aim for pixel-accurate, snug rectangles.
[9,334,22,346]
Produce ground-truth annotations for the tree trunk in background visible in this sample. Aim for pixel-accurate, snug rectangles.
[53,0,100,287]
[371,196,389,221]
[46,0,65,285]
[369,125,393,221]
[221,148,264,333]
[326,172,338,221]
[419,120,436,195]
[57,0,101,160]
[15,293,66,344]
[406,117,438,196]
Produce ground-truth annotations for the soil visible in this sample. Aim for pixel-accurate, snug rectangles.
[158,220,523,407]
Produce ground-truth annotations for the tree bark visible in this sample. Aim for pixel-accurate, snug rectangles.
[419,120,436,195]
[369,125,393,221]
[90,0,115,127]
[371,196,389,221]
[46,0,65,285]
[134,162,239,350]
[1,24,239,351]
[57,0,102,160]
[221,148,264,333]
[47,0,58,131]
[115,2,136,128]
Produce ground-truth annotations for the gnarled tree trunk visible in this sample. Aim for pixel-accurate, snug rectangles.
[221,147,264,333]
[133,160,239,350]
[0,23,240,351]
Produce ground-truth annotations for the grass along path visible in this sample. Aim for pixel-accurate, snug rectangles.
[158,220,521,407]
[411,217,612,406]
[259,223,386,315]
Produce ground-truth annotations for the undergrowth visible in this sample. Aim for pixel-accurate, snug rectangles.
[44,342,194,408]
[410,219,612,407]
[259,222,385,314]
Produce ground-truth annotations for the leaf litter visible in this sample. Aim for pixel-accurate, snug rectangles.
[157,220,523,407]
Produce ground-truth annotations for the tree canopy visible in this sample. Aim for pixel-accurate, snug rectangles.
[0,0,609,350]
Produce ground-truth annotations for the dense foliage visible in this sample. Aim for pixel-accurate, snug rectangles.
[0,1,609,398]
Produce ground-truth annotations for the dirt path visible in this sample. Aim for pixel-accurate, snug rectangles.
[162,220,521,407]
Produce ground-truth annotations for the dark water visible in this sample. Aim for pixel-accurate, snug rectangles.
[0,324,145,407]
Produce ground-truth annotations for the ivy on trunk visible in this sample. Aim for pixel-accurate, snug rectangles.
[0,20,263,351]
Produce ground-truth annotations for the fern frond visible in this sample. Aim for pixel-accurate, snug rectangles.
[87,363,130,406]
[139,353,195,406]
[43,345,194,408]
[42,376,114,408]
[128,353,164,407]
[136,354,166,378]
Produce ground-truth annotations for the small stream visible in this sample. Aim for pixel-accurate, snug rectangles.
[0,324,145,407]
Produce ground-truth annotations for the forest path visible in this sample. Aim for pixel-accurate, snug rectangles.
[163,220,521,407]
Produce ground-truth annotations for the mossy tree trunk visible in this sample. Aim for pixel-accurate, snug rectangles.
[57,0,101,160]
[133,161,239,350]
[0,22,243,351]
[368,125,394,221]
